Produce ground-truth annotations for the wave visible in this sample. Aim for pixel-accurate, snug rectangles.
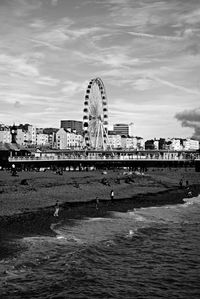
[183,194,200,206]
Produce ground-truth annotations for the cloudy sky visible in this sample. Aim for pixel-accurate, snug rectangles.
[0,0,200,139]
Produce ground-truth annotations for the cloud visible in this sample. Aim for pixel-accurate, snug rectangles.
[61,80,87,96]
[36,28,70,46]
[175,108,200,140]
[128,31,182,41]
[29,19,46,29]
[179,8,200,25]
[12,0,42,16]
[36,76,60,86]
[151,76,200,95]
[51,0,59,6]
[0,54,39,77]
[29,38,62,50]
[132,77,156,91]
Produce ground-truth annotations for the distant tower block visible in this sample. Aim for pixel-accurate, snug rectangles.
[129,122,134,137]
[113,124,129,137]
[10,125,17,143]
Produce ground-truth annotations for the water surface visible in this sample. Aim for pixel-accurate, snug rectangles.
[0,195,200,298]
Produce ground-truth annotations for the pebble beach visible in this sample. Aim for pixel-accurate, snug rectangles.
[0,167,199,221]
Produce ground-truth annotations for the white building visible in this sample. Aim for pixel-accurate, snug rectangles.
[153,139,159,150]
[36,133,49,146]
[0,127,11,143]
[137,137,145,150]
[28,125,37,145]
[121,136,145,150]
[16,129,25,145]
[128,123,134,137]
[108,134,122,149]
[56,128,83,149]
[183,139,199,150]
[170,138,182,151]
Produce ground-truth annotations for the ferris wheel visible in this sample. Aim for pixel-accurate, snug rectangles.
[83,77,111,150]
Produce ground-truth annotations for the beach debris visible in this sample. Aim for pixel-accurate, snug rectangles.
[56,168,63,175]
[115,178,120,184]
[20,179,28,185]
[73,181,80,188]
[125,177,131,184]
[101,177,110,186]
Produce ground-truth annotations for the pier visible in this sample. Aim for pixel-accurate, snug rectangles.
[8,150,200,171]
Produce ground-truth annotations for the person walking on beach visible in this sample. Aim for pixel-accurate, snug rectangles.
[96,197,99,210]
[110,189,114,201]
[179,179,183,189]
[54,200,60,217]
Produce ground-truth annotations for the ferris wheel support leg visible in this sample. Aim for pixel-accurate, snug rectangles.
[103,127,113,151]
[95,121,100,149]
[100,122,105,151]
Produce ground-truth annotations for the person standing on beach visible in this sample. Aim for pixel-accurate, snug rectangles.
[179,179,183,189]
[96,197,99,210]
[54,200,60,217]
[110,189,114,201]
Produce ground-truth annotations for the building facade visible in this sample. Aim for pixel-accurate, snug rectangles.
[0,126,11,143]
[108,134,122,149]
[183,139,199,150]
[56,128,83,149]
[60,120,83,135]
[113,124,129,136]
[121,136,145,150]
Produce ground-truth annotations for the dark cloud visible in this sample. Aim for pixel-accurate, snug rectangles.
[175,108,200,140]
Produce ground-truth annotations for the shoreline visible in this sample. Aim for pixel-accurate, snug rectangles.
[1,183,199,238]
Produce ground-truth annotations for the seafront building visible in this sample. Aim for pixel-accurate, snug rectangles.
[183,139,199,150]
[0,125,11,143]
[121,136,145,150]
[60,120,83,136]
[56,128,83,150]
[0,122,199,151]
[108,133,122,149]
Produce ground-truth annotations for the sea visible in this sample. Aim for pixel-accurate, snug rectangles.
[0,195,200,299]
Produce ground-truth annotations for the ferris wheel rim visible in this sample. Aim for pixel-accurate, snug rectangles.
[83,77,109,149]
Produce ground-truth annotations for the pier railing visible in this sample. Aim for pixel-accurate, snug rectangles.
[8,153,199,162]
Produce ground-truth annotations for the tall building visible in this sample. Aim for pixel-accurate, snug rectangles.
[113,124,129,137]
[60,120,83,135]
[128,122,134,137]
